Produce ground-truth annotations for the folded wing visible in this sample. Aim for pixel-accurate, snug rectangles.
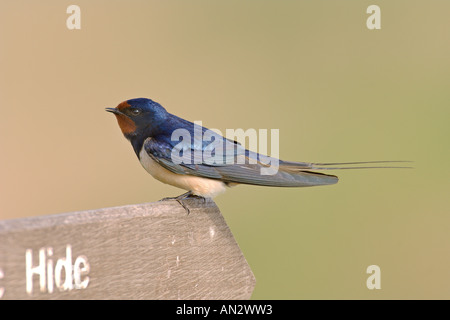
[143,137,339,187]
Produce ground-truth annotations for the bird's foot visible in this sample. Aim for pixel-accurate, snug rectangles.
[159,191,206,215]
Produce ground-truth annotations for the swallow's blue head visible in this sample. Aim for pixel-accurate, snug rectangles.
[106,98,168,139]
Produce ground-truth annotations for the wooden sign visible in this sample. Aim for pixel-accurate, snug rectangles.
[0,199,255,299]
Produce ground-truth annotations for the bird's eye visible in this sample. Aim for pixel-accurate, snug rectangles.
[130,108,141,115]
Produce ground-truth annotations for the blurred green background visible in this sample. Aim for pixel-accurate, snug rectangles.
[1,1,449,299]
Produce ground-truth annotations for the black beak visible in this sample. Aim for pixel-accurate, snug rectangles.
[105,108,121,115]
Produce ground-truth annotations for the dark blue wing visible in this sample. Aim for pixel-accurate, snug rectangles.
[143,134,339,187]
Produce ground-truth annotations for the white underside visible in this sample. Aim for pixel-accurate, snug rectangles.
[139,147,227,198]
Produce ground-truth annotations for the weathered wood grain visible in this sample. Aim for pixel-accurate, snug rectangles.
[0,199,255,300]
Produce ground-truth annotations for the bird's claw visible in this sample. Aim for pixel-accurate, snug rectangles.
[159,191,206,215]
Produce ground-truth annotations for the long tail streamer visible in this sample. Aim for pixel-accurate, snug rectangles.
[310,160,413,170]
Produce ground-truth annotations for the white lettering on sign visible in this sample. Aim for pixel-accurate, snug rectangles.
[25,245,90,296]
[0,268,4,298]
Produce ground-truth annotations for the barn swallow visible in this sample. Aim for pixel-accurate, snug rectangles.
[106,98,410,213]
